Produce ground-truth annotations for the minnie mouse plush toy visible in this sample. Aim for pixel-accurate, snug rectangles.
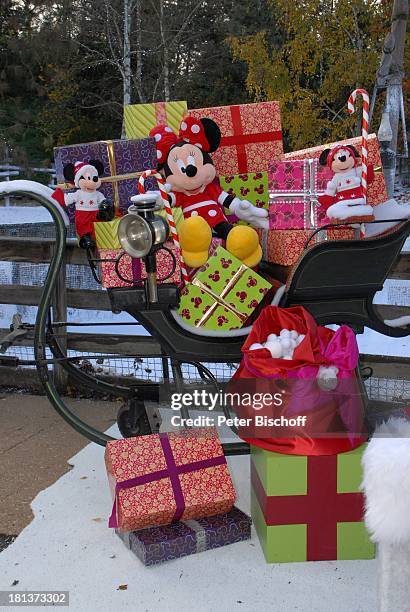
[149,116,269,268]
[52,160,115,249]
[317,145,375,222]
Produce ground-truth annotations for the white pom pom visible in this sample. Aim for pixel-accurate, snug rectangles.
[280,338,291,351]
[249,343,264,351]
[317,365,339,390]
[280,329,290,338]
[265,340,283,359]
[267,333,278,342]
[290,330,298,339]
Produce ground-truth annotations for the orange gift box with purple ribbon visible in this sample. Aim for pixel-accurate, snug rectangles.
[105,428,236,532]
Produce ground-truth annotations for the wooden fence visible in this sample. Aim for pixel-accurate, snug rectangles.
[0,235,408,394]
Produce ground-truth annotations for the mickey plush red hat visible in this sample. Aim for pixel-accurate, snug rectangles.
[73,161,98,187]
[323,145,359,169]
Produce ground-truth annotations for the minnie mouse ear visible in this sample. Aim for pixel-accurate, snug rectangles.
[319,148,331,166]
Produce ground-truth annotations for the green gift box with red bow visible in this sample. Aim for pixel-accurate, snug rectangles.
[251,444,375,563]
[178,246,271,331]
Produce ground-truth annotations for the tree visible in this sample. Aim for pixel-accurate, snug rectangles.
[230,0,397,150]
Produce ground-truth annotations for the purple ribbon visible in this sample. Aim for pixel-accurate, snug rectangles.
[108,433,227,528]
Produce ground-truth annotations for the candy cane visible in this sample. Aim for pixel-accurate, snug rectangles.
[347,88,370,237]
[138,170,189,284]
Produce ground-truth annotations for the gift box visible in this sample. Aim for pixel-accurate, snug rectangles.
[132,241,182,285]
[251,444,375,563]
[220,172,269,210]
[178,246,271,331]
[105,428,236,532]
[189,102,283,176]
[54,137,157,214]
[124,101,188,139]
[258,227,356,266]
[268,159,333,230]
[94,218,122,249]
[284,134,387,207]
[116,506,251,566]
[97,249,133,288]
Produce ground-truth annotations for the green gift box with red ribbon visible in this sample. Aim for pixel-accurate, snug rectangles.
[189,102,283,176]
[251,444,375,563]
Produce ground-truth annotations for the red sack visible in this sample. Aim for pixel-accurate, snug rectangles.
[230,306,367,455]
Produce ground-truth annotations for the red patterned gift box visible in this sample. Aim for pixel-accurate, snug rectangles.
[258,227,355,266]
[132,241,182,285]
[284,133,387,207]
[268,159,333,230]
[105,428,236,532]
[97,249,133,288]
[189,102,283,176]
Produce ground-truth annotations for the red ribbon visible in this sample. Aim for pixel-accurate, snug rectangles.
[220,105,282,173]
[109,433,227,528]
[252,457,364,561]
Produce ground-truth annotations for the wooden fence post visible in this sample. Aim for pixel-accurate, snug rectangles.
[52,244,68,392]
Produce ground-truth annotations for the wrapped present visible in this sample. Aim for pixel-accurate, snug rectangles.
[94,218,121,249]
[132,241,182,285]
[268,159,334,230]
[189,102,283,176]
[178,246,271,331]
[105,428,236,532]
[258,227,356,266]
[220,172,269,210]
[54,137,157,215]
[284,134,387,207]
[124,101,188,139]
[97,249,133,288]
[116,506,251,566]
[251,444,375,563]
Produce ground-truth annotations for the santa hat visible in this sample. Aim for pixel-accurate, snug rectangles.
[73,161,97,187]
[326,145,359,169]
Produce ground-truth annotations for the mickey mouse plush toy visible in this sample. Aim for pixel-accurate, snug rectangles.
[149,116,269,268]
[52,160,115,248]
[317,145,375,222]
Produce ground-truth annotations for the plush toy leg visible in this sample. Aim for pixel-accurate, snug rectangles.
[178,216,212,268]
[362,417,410,612]
[226,226,262,268]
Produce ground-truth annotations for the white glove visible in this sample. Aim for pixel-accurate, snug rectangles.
[229,198,269,230]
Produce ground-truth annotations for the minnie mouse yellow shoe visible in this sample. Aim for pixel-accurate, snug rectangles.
[226,225,262,268]
[178,216,212,268]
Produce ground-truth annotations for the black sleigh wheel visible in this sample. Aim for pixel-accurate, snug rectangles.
[116,399,153,438]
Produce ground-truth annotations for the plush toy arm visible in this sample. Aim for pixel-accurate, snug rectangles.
[52,187,77,207]
[228,197,269,230]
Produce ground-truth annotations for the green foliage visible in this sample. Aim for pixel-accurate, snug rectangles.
[230,0,401,149]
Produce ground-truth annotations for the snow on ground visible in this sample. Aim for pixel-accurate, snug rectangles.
[0,411,377,612]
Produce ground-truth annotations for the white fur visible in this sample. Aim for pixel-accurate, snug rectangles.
[362,418,410,544]
[326,202,373,220]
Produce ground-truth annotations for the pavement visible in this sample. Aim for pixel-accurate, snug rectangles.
[0,393,118,535]
[0,398,377,612]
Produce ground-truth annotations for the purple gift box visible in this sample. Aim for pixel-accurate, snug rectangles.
[116,506,251,566]
[268,158,333,230]
[53,138,158,217]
